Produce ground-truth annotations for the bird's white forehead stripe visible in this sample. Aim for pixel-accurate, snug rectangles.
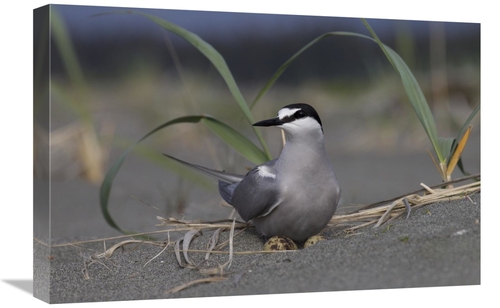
[278,108,301,120]
[257,166,276,179]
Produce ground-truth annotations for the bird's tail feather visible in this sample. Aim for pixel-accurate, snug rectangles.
[163,154,244,184]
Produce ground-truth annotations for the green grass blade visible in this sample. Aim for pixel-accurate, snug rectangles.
[109,137,213,188]
[252,22,447,165]
[251,31,368,109]
[250,32,336,109]
[51,8,91,122]
[456,157,471,177]
[201,117,269,164]
[437,137,455,164]
[100,115,266,233]
[99,150,132,233]
[361,19,397,70]
[130,11,272,160]
[362,19,442,162]
[384,46,441,160]
[100,115,202,233]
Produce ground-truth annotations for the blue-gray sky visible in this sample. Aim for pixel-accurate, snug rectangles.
[53,4,478,45]
[46,4,480,84]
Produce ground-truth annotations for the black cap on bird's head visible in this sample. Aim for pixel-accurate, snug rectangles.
[253,103,323,133]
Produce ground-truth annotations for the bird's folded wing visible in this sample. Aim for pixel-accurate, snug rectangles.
[230,163,282,222]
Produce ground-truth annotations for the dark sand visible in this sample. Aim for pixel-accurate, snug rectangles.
[34,191,480,303]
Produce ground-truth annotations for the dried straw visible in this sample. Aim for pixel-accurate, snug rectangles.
[330,177,480,232]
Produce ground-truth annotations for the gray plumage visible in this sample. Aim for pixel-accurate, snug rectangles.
[164,103,340,242]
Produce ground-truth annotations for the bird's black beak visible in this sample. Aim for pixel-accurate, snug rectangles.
[252,117,283,127]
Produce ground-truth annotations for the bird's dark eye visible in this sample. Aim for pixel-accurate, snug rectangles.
[295,110,306,119]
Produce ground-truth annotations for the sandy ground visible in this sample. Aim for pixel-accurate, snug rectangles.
[34,192,480,303]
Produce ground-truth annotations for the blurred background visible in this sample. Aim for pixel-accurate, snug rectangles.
[33,4,480,241]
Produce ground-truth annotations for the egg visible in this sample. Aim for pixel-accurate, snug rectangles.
[263,236,298,251]
[303,234,326,248]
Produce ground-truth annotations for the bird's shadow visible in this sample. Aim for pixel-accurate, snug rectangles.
[3,279,33,295]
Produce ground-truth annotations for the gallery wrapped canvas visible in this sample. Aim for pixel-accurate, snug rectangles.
[33,4,480,304]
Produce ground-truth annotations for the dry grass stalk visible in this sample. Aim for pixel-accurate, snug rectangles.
[330,179,480,232]
[164,220,238,294]
[222,218,236,269]
[356,173,480,211]
[420,183,436,194]
[373,198,405,228]
[182,229,202,266]
[144,232,171,267]
[170,249,297,255]
[93,239,159,259]
[214,227,247,251]
[164,276,228,295]
[34,121,109,184]
[168,219,238,276]
[205,228,222,260]
[156,216,248,230]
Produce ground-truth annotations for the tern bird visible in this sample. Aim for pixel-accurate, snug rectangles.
[164,103,340,242]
